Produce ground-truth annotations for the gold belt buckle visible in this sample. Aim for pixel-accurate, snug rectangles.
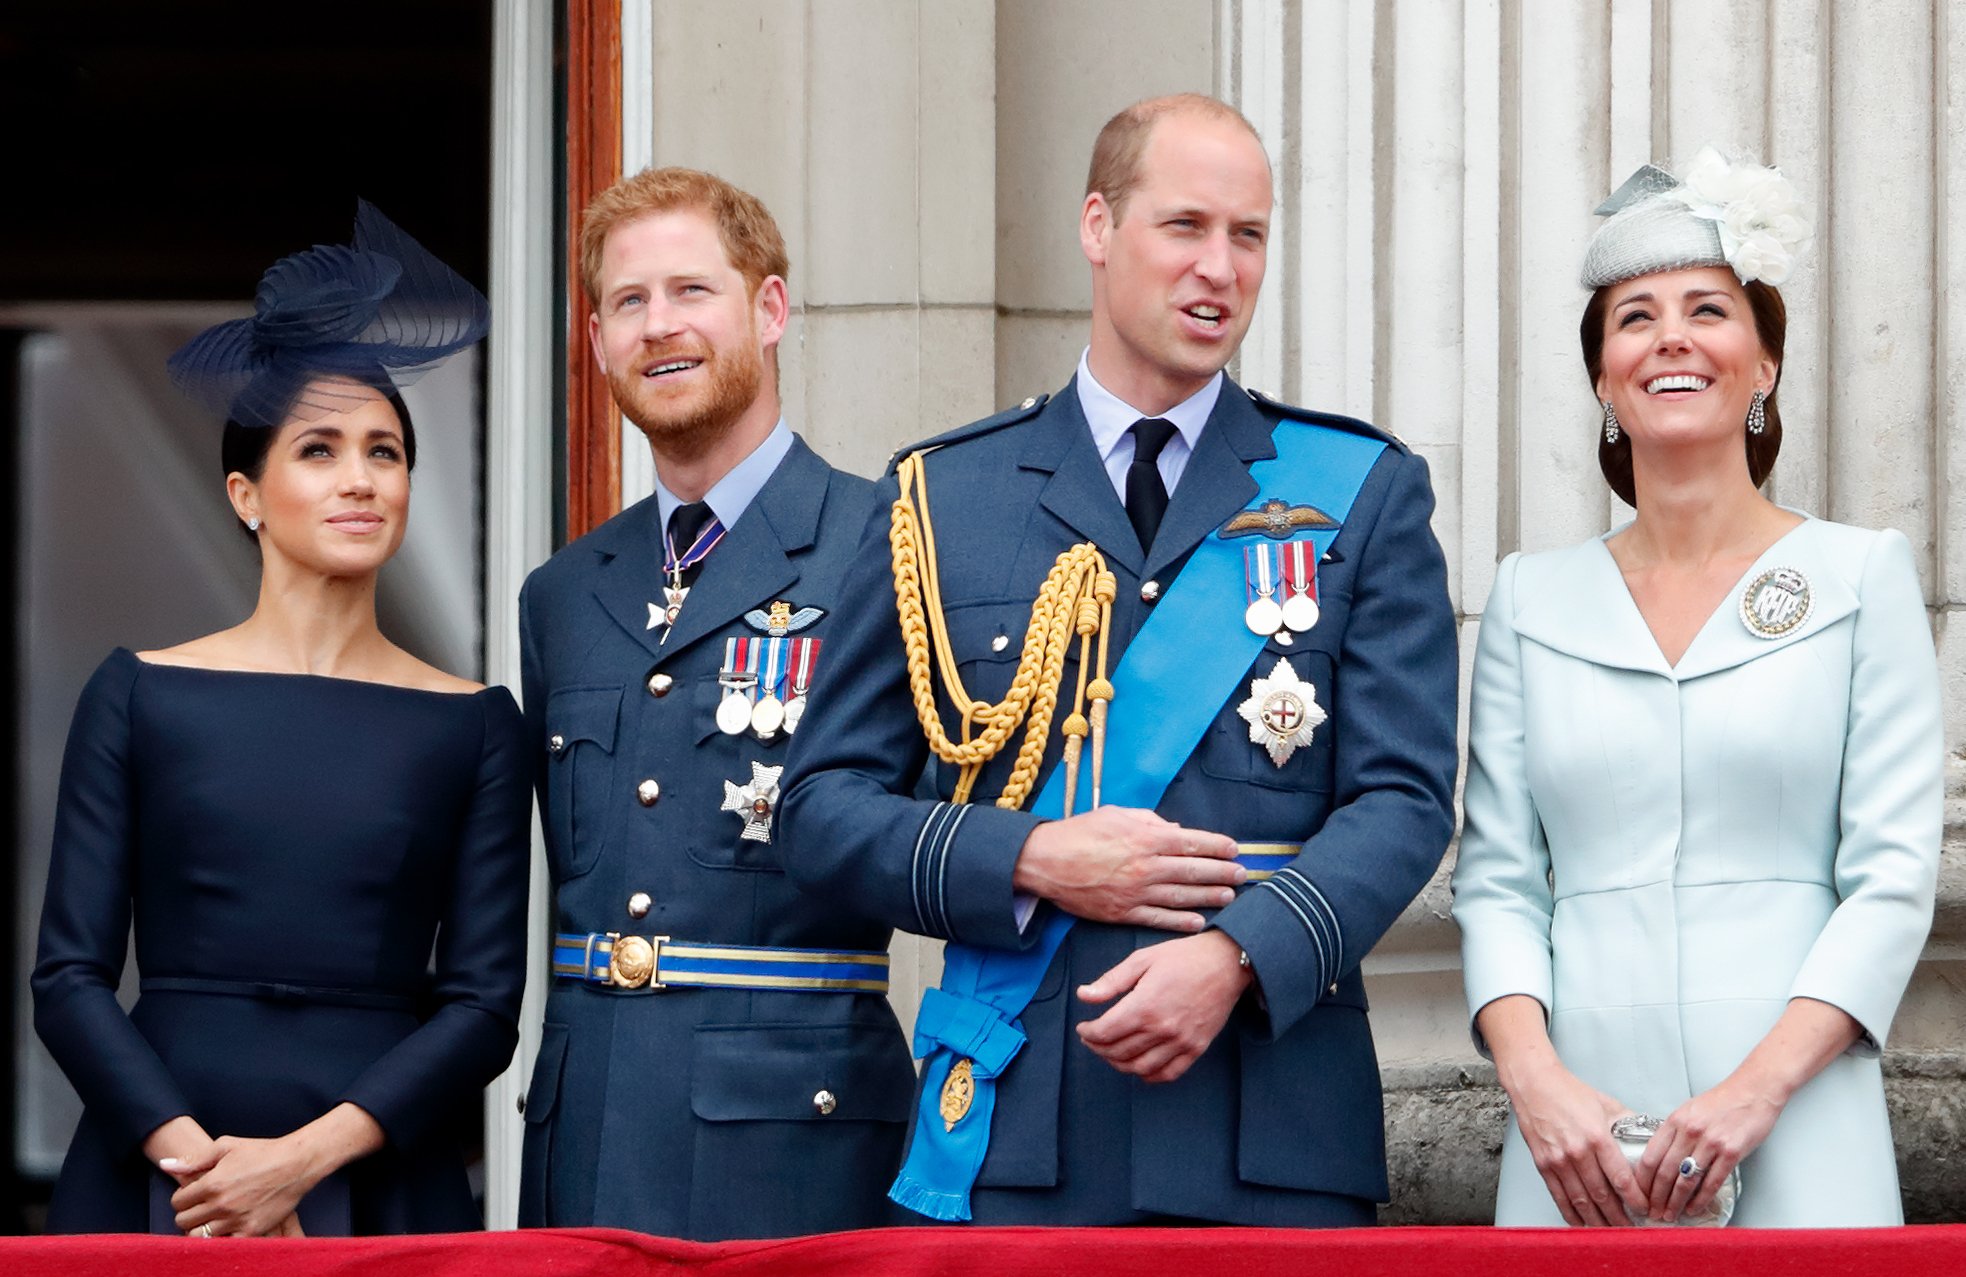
[606,933,667,990]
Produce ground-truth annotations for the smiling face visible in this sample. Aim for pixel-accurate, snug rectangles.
[587,207,787,456]
[1594,265,1777,455]
[1081,110,1272,412]
[229,381,411,579]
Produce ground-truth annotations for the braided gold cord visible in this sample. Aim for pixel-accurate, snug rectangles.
[890,450,1111,812]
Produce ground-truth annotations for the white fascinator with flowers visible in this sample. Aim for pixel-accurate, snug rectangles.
[1580,145,1814,289]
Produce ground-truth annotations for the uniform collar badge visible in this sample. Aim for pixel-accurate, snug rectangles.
[744,599,826,637]
[1740,566,1813,639]
[1220,497,1339,541]
[1237,656,1326,767]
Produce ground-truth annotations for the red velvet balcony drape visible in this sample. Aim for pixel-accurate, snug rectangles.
[7,1224,1966,1277]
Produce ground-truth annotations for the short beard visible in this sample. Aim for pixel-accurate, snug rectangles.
[610,340,765,461]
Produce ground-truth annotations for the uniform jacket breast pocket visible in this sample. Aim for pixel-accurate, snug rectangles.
[940,598,1038,712]
[1198,640,1338,794]
[543,685,622,879]
[689,1022,915,1124]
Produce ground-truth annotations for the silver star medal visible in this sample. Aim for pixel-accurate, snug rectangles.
[1236,656,1326,767]
[721,760,785,843]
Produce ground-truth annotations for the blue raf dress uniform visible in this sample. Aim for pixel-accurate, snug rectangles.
[778,377,1460,1226]
[516,425,915,1239]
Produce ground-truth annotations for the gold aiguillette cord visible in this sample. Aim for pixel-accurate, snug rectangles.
[888,450,1114,813]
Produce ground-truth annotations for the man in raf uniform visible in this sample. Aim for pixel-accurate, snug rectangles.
[779,95,1458,1226]
[516,168,913,1238]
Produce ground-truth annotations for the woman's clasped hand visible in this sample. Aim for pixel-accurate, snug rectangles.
[166,1138,313,1238]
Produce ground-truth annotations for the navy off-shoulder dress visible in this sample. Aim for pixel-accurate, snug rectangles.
[32,648,532,1234]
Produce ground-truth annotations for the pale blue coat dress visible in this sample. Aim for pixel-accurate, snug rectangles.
[1452,517,1941,1227]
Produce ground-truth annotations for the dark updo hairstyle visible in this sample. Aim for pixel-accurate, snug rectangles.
[221,386,417,539]
[1580,280,1786,508]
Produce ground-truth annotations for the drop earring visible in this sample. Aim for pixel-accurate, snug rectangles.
[1746,389,1767,436]
[1601,400,1620,444]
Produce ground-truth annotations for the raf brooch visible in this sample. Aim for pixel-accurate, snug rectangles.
[1237,656,1326,767]
[722,761,784,843]
[1739,566,1813,639]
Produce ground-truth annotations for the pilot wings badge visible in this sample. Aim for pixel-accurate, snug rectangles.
[743,599,826,637]
[1220,497,1339,541]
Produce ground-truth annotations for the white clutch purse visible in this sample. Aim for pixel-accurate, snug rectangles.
[1609,1115,1740,1227]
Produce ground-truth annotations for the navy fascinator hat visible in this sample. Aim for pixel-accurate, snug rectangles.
[168,201,490,429]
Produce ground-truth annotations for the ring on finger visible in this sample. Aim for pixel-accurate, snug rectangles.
[1678,1156,1704,1179]
[197,1223,215,1239]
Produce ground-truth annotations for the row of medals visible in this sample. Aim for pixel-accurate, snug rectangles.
[1244,541,1320,641]
[715,638,817,742]
[717,680,805,740]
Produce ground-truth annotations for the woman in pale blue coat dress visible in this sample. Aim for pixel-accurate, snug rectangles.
[1451,150,1941,1228]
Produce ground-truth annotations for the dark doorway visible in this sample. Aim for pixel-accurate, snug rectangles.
[0,2,492,1235]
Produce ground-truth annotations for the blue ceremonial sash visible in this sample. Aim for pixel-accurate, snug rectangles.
[889,417,1388,1220]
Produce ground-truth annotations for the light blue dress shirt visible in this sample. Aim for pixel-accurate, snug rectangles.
[1074,350,1221,503]
[652,417,794,542]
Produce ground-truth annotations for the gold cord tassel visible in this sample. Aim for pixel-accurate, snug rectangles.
[890,450,1113,814]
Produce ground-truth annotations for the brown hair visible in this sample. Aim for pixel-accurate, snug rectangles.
[577,167,789,307]
[1581,280,1786,507]
[1084,93,1264,222]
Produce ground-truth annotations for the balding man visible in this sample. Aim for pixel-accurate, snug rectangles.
[779,95,1458,1226]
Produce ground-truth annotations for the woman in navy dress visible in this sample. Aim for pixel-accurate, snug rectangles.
[31,205,528,1237]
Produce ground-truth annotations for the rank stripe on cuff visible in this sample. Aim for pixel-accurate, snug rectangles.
[1256,866,1345,990]
[911,801,967,937]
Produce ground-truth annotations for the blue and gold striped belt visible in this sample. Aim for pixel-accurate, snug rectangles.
[1235,842,1301,879]
[552,933,890,993]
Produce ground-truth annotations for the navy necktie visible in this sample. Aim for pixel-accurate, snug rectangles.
[665,501,718,587]
[1124,418,1178,552]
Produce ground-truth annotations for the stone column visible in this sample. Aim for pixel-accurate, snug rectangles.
[578,0,1966,1222]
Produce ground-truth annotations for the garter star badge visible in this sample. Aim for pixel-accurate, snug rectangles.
[721,761,785,843]
[1739,566,1812,639]
[1237,656,1326,768]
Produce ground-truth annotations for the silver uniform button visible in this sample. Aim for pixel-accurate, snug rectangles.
[1140,580,1161,603]
[636,778,661,807]
[990,633,1010,653]
[548,733,566,755]
[1020,397,1037,410]
[813,1089,838,1116]
[627,891,652,919]
[648,672,674,697]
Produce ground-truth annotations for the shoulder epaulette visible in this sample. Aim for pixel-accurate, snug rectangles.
[1244,387,1409,453]
[885,394,1051,475]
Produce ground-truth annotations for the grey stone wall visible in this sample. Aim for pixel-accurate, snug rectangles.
[1381,1052,1966,1225]
[483,0,1966,1228]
